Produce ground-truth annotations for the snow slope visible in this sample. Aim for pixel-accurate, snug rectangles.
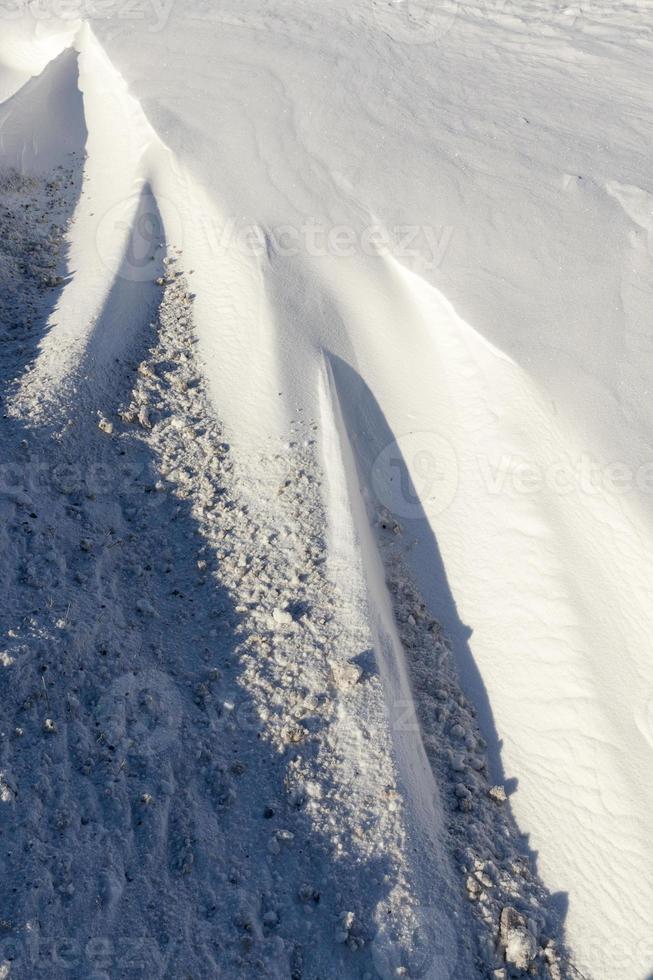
[1,2,653,978]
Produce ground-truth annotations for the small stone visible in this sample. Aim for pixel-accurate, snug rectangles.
[466,875,481,900]
[80,538,92,552]
[488,785,507,804]
[335,910,355,944]
[43,718,57,734]
[272,607,293,626]
[97,417,113,435]
[330,660,362,689]
[280,724,306,744]
[499,907,537,971]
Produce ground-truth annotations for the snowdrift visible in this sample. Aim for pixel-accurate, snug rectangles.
[1,4,653,977]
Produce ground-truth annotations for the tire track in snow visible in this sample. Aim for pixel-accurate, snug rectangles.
[323,354,572,980]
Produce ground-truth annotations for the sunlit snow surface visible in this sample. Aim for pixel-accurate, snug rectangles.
[1,3,653,977]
